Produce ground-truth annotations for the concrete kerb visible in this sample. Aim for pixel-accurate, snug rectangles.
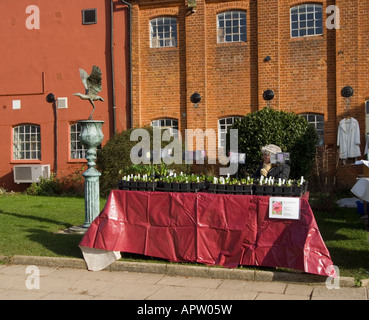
[0,255,364,288]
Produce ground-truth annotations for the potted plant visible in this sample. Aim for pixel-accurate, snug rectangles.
[205,175,214,189]
[233,179,243,194]
[137,174,147,191]
[253,177,262,196]
[273,178,283,197]
[244,177,253,195]
[118,175,130,190]
[180,176,191,192]
[146,176,157,191]
[191,174,205,192]
[129,175,138,191]
[171,174,181,192]
[207,177,218,193]
[292,177,306,197]
[217,177,226,194]
[282,179,293,197]
[162,176,172,191]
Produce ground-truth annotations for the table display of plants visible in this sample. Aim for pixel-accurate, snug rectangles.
[118,170,307,197]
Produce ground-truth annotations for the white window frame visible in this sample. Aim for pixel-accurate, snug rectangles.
[70,123,86,160]
[301,114,325,146]
[290,4,323,38]
[151,118,179,139]
[150,17,177,48]
[217,11,247,43]
[13,124,41,160]
[218,116,242,149]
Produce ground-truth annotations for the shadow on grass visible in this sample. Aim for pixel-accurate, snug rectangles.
[26,228,85,259]
[0,209,72,227]
[0,209,84,259]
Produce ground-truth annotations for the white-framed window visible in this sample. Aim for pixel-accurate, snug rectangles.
[151,118,179,139]
[150,17,177,48]
[301,114,325,146]
[291,4,323,38]
[217,11,247,43]
[13,124,41,160]
[70,123,86,159]
[218,116,242,149]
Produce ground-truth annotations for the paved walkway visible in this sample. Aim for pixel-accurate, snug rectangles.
[0,264,368,300]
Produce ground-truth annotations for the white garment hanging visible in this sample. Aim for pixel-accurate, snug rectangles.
[337,117,361,159]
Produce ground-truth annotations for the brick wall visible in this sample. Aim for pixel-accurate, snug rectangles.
[130,0,368,188]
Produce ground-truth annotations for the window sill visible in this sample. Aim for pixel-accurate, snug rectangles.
[216,41,248,47]
[11,160,42,164]
[68,159,87,164]
[290,35,324,42]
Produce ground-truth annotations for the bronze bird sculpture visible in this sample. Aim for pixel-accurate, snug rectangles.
[73,65,104,120]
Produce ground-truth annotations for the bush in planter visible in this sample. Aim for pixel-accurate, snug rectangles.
[228,108,318,180]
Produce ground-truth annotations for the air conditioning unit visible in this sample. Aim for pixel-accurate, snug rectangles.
[13,165,51,184]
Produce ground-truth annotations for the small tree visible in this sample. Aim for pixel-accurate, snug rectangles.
[230,108,318,179]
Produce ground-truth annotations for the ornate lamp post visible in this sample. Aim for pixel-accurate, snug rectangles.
[72,65,105,230]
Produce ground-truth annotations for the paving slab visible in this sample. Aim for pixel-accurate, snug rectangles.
[156,275,223,289]
[200,288,258,300]
[219,279,287,294]
[96,282,163,300]
[145,285,210,300]
[312,286,368,300]
[255,292,309,300]
[284,283,314,297]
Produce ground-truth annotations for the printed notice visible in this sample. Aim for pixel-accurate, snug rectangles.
[269,197,300,220]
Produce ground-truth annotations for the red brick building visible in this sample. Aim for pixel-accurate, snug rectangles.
[0,0,130,191]
[129,0,369,189]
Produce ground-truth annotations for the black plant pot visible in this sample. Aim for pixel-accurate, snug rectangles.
[292,185,304,197]
[244,185,253,195]
[264,186,273,196]
[191,182,204,192]
[147,181,156,191]
[283,186,293,197]
[118,180,129,190]
[226,184,234,194]
[217,184,226,194]
[163,182,171,191]
[208,183,217,193]
[273,186,283,196]
[254,185,264,196]
[180,183,191,192]
[138,181,147,191]
[129,181,138,191]
[234,184,243,194]
[171,182,181,192]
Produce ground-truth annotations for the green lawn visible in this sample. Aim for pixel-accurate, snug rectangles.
[0,193,368,282]
[0,194,106,258]
[313,209,369,281]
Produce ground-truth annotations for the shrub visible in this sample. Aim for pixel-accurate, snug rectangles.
[230,108,318,179]
[97,126,190,196]
[26,167,84,196]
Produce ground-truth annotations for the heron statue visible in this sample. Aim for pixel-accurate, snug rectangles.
[73,65,104,120]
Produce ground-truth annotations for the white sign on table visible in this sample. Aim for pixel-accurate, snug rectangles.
[269,197,301,220]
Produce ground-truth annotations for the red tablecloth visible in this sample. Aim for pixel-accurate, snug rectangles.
[80,190,335,276]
